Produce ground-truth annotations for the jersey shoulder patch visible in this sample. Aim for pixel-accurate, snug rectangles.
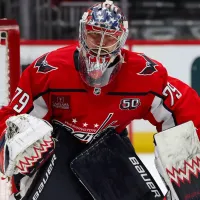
[137,53,158,75]
[34,53,58,74]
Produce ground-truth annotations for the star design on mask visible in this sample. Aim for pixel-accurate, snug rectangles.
[107,10,112,16]
[110,17,115,23]
[105,19,110,25]
[97,10,102,16]
[97,15,104,21]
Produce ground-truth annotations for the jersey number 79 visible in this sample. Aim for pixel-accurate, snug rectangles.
[12,87,30,113]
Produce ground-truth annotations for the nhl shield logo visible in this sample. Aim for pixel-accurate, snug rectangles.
[93,87,101,95]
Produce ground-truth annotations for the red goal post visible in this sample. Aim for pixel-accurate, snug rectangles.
[0,19,20,200]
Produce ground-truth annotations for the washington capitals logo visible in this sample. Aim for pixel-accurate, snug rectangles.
[34,53,58,74]
[137,54,158,75]
[52,113,119,144]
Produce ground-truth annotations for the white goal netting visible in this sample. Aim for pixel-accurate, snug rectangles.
[0,31,10,106]
[0,30,10,200]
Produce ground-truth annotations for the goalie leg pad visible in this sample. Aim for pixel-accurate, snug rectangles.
[70,128,164,200]
[154,121,200,200]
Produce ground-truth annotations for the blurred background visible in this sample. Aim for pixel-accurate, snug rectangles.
[1,0,200,40]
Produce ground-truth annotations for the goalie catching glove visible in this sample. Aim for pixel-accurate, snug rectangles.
[0,114,55,177]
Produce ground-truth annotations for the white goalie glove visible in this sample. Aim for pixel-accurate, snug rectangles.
[0,114,55,177]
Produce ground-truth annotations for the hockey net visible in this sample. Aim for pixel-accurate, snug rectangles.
[0,19,20,200]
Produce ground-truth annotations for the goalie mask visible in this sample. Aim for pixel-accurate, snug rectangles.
[78,0,129,87]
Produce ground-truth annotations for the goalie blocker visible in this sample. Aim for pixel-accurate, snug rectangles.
[20,121,163,200]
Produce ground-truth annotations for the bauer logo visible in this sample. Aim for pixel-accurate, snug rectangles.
[32,154,57,200]
[52,95,70,110]
[129,157,162,198]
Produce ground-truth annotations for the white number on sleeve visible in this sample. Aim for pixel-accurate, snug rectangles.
[162,82,182,106]
[12,87,30,113]
[12,87,23,101]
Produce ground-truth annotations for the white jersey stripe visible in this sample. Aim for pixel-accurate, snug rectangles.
[29,96,48,119]
[151,96,175,130]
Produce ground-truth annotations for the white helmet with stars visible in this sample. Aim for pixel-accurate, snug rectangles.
[78,0,129,88]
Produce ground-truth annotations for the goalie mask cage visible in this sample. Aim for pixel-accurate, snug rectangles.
[0,19,20,200]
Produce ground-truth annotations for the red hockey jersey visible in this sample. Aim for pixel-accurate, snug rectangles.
[0,45,200,143]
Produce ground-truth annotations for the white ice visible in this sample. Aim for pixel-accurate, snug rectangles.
[138,153,168,195]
